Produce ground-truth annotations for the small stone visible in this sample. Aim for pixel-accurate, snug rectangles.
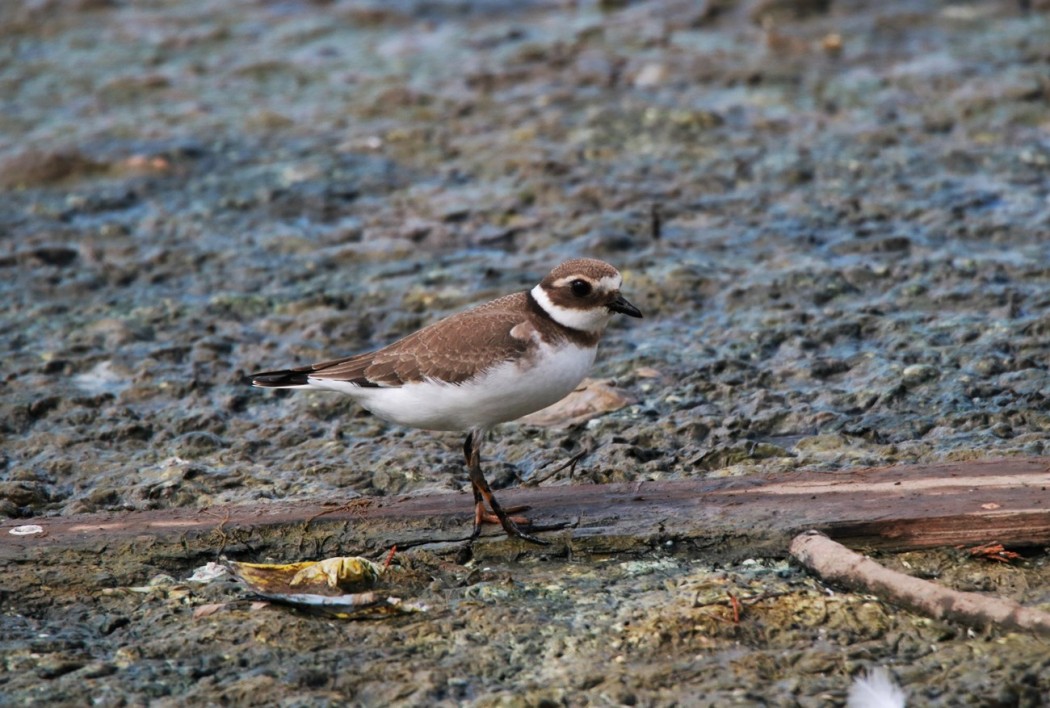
[794,434,850,453]
[27,245,80,267]
[79,661,118,679]
[0,481,50,506]
[148,573,177,587]
[810,359,852,379]
[36,655,85,679]
[97,614,130,636]
[27,396,62,420]
[902,364,938,384]
[973,357,1006,377]
[991,423,1013,438]
[83,486,121,509]
[633,63,668,88]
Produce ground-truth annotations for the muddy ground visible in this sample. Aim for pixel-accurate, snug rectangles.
[2,0,1050,705]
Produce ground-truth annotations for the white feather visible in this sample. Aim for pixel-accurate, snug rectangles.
[307,339,597,431]
[530,283,613,333]
[847,667,906,708]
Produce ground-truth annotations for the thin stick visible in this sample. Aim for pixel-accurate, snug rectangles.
[525,449,589,487]
[650,202,662,240]
[790,530,1050,636]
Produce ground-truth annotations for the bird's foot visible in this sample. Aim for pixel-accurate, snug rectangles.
[472,501,549,546]
[478,511,531,527]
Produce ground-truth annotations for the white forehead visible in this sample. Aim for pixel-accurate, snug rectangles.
[552,273,622,291]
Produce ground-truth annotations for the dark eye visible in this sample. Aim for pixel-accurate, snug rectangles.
[570,279,592,297]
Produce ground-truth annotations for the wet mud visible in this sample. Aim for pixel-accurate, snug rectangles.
[2,0,1049,704]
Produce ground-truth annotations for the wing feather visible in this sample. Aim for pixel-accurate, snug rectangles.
[306,293,531,387]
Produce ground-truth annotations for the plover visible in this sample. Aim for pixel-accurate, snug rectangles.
[249,258,642,544]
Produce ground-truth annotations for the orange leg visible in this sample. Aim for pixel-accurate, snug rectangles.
[463,430,548,545]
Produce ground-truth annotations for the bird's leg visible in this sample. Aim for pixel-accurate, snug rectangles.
[464,430,548,545]
[463,431,487,536]
[462,431,529,524]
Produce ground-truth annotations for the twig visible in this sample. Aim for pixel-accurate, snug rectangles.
[728,592,741,624]
[200,508,232,555]
[525,449,589,487]
[964,541,1022,564]
[304,498,374,529]
[790,530,1050,636]
[650,202,662,240]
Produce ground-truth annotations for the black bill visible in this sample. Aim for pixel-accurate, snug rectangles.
[607,294,643,318]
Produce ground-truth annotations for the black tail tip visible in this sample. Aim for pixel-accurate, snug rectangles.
[247,369,310,387]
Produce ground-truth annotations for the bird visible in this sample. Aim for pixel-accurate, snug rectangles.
[248,258,642,544]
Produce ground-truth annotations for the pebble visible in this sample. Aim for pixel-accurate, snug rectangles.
[35,655,85,679]
[0,481,50,507]
[902,364,938,384]
[78,661,119,679]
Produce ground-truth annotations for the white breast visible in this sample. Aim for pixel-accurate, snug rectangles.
[309,341,597,431]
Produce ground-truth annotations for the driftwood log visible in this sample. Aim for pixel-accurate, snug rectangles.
[3,457,1048,566]
[790,530,1050,636]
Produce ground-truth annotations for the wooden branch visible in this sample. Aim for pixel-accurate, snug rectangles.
[2,457,1048,565]
[790,530,1050,636]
